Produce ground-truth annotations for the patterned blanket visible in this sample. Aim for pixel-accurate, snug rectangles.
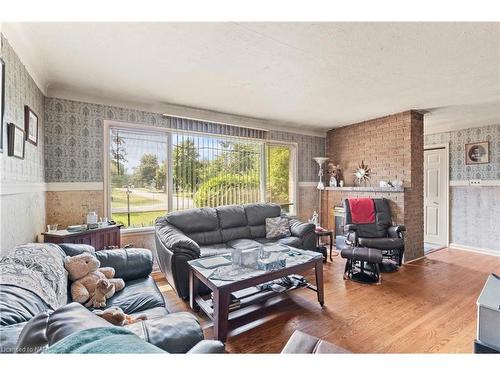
[0,243,68,310]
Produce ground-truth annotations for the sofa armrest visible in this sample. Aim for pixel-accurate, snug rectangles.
[126,311,204,353]
[282,330,350,354]
[344,223,358,232]
[95,248,153,281]
[388,225,406,238]
[155,218,200,256]
[187,340,225,353]
[289,218,315,238]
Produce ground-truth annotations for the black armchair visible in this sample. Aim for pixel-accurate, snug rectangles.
[343,198,406,268]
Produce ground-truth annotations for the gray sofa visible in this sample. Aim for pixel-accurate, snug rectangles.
[154,203,316,299]
[0,243,223,354]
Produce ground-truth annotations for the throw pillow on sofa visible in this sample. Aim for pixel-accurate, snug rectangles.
[265,217,291,239]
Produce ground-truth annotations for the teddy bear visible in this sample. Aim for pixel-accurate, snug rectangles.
[64,252,125,307]
[93,306,147,326]
[85,279,114,308]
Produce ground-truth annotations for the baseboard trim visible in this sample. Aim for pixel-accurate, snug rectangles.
[449,243,499,257]
[404,255,426,264]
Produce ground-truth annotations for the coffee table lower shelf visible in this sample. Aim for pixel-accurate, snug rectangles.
[189,258,324,342]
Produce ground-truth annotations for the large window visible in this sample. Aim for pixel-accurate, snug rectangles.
[109,128,168,228]
[107,124,296,229]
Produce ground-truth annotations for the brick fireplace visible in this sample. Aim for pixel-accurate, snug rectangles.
[322,110,424,262]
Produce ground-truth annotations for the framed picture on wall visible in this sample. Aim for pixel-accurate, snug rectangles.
[0,58,5,153]
[7,123,25,159]
[24,105,38,146]
[465,141,489,165]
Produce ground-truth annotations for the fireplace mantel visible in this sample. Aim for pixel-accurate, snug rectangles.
[323,186,404,192]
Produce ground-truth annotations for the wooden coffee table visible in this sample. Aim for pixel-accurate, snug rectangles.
[188,247,324,342]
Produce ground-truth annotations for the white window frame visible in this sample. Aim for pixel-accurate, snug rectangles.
[103,120,298,232]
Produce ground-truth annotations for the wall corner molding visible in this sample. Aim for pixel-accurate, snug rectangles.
[0,181,46,196]
[45,182,104,191]
[449,180,500,187]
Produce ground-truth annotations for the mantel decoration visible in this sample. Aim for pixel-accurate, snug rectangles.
[465,141,489,165]
[24,105,38,146]
[7,123,25,159]
[327,163,342,187]
[354,160,371,185]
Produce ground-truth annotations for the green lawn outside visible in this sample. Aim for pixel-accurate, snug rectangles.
[111,188,162,208]
[112,210,166,228]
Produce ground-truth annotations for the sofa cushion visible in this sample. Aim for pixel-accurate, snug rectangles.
[58,243,95,257]
[105,277,166,315]
[1,322,28,353]
[217,205,247,229]
[0,285,51,326]
[278,236,303,248]
[200,243,232,258]
[227,238,262,250]
[95,248,153,281]
[166,207,219,233]
[255,237,302,248]
[188,230,223,246]
[249,224,267,239]
[221,226,251,243]
[244,203,281,226]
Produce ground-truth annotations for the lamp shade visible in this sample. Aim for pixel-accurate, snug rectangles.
[313,157,329,166]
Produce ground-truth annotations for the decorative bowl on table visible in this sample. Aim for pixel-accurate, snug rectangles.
[66,225,86,232]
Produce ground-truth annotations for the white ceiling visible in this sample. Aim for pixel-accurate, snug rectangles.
[3,22,500,135]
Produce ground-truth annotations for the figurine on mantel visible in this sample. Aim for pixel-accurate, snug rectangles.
[327,163,342,187]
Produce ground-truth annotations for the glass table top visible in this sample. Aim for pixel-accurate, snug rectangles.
[188,244,322,287]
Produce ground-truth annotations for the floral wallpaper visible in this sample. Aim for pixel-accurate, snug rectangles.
[425,124,500,253]
[425,124,500,180]
[44,97,326,183]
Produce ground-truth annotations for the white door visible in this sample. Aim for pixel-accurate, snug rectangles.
[424,148,448,246]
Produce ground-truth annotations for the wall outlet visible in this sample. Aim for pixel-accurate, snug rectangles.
[469,179,482,186]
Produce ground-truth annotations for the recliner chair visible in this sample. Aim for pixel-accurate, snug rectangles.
[343,198,406,269]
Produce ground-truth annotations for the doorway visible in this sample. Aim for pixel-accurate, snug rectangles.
[423,145,449,252]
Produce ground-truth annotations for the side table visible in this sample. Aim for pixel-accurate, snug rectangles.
[43,224,123,250]
[315,229,334,261]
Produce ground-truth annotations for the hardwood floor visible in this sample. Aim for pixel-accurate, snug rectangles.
[153,248,500,353]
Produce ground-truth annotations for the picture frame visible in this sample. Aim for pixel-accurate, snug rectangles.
[465,141,489,165]
[0,58,5,153]
[24,105,38,146]
[7,123,25,159]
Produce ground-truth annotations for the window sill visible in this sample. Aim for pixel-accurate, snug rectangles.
[120,227,155,235]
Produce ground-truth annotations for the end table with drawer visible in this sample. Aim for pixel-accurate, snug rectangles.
[43,224,123,250]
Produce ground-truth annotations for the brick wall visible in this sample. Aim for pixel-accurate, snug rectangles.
[324,111,424,261]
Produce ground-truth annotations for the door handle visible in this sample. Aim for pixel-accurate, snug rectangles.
[433,202,439,205]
